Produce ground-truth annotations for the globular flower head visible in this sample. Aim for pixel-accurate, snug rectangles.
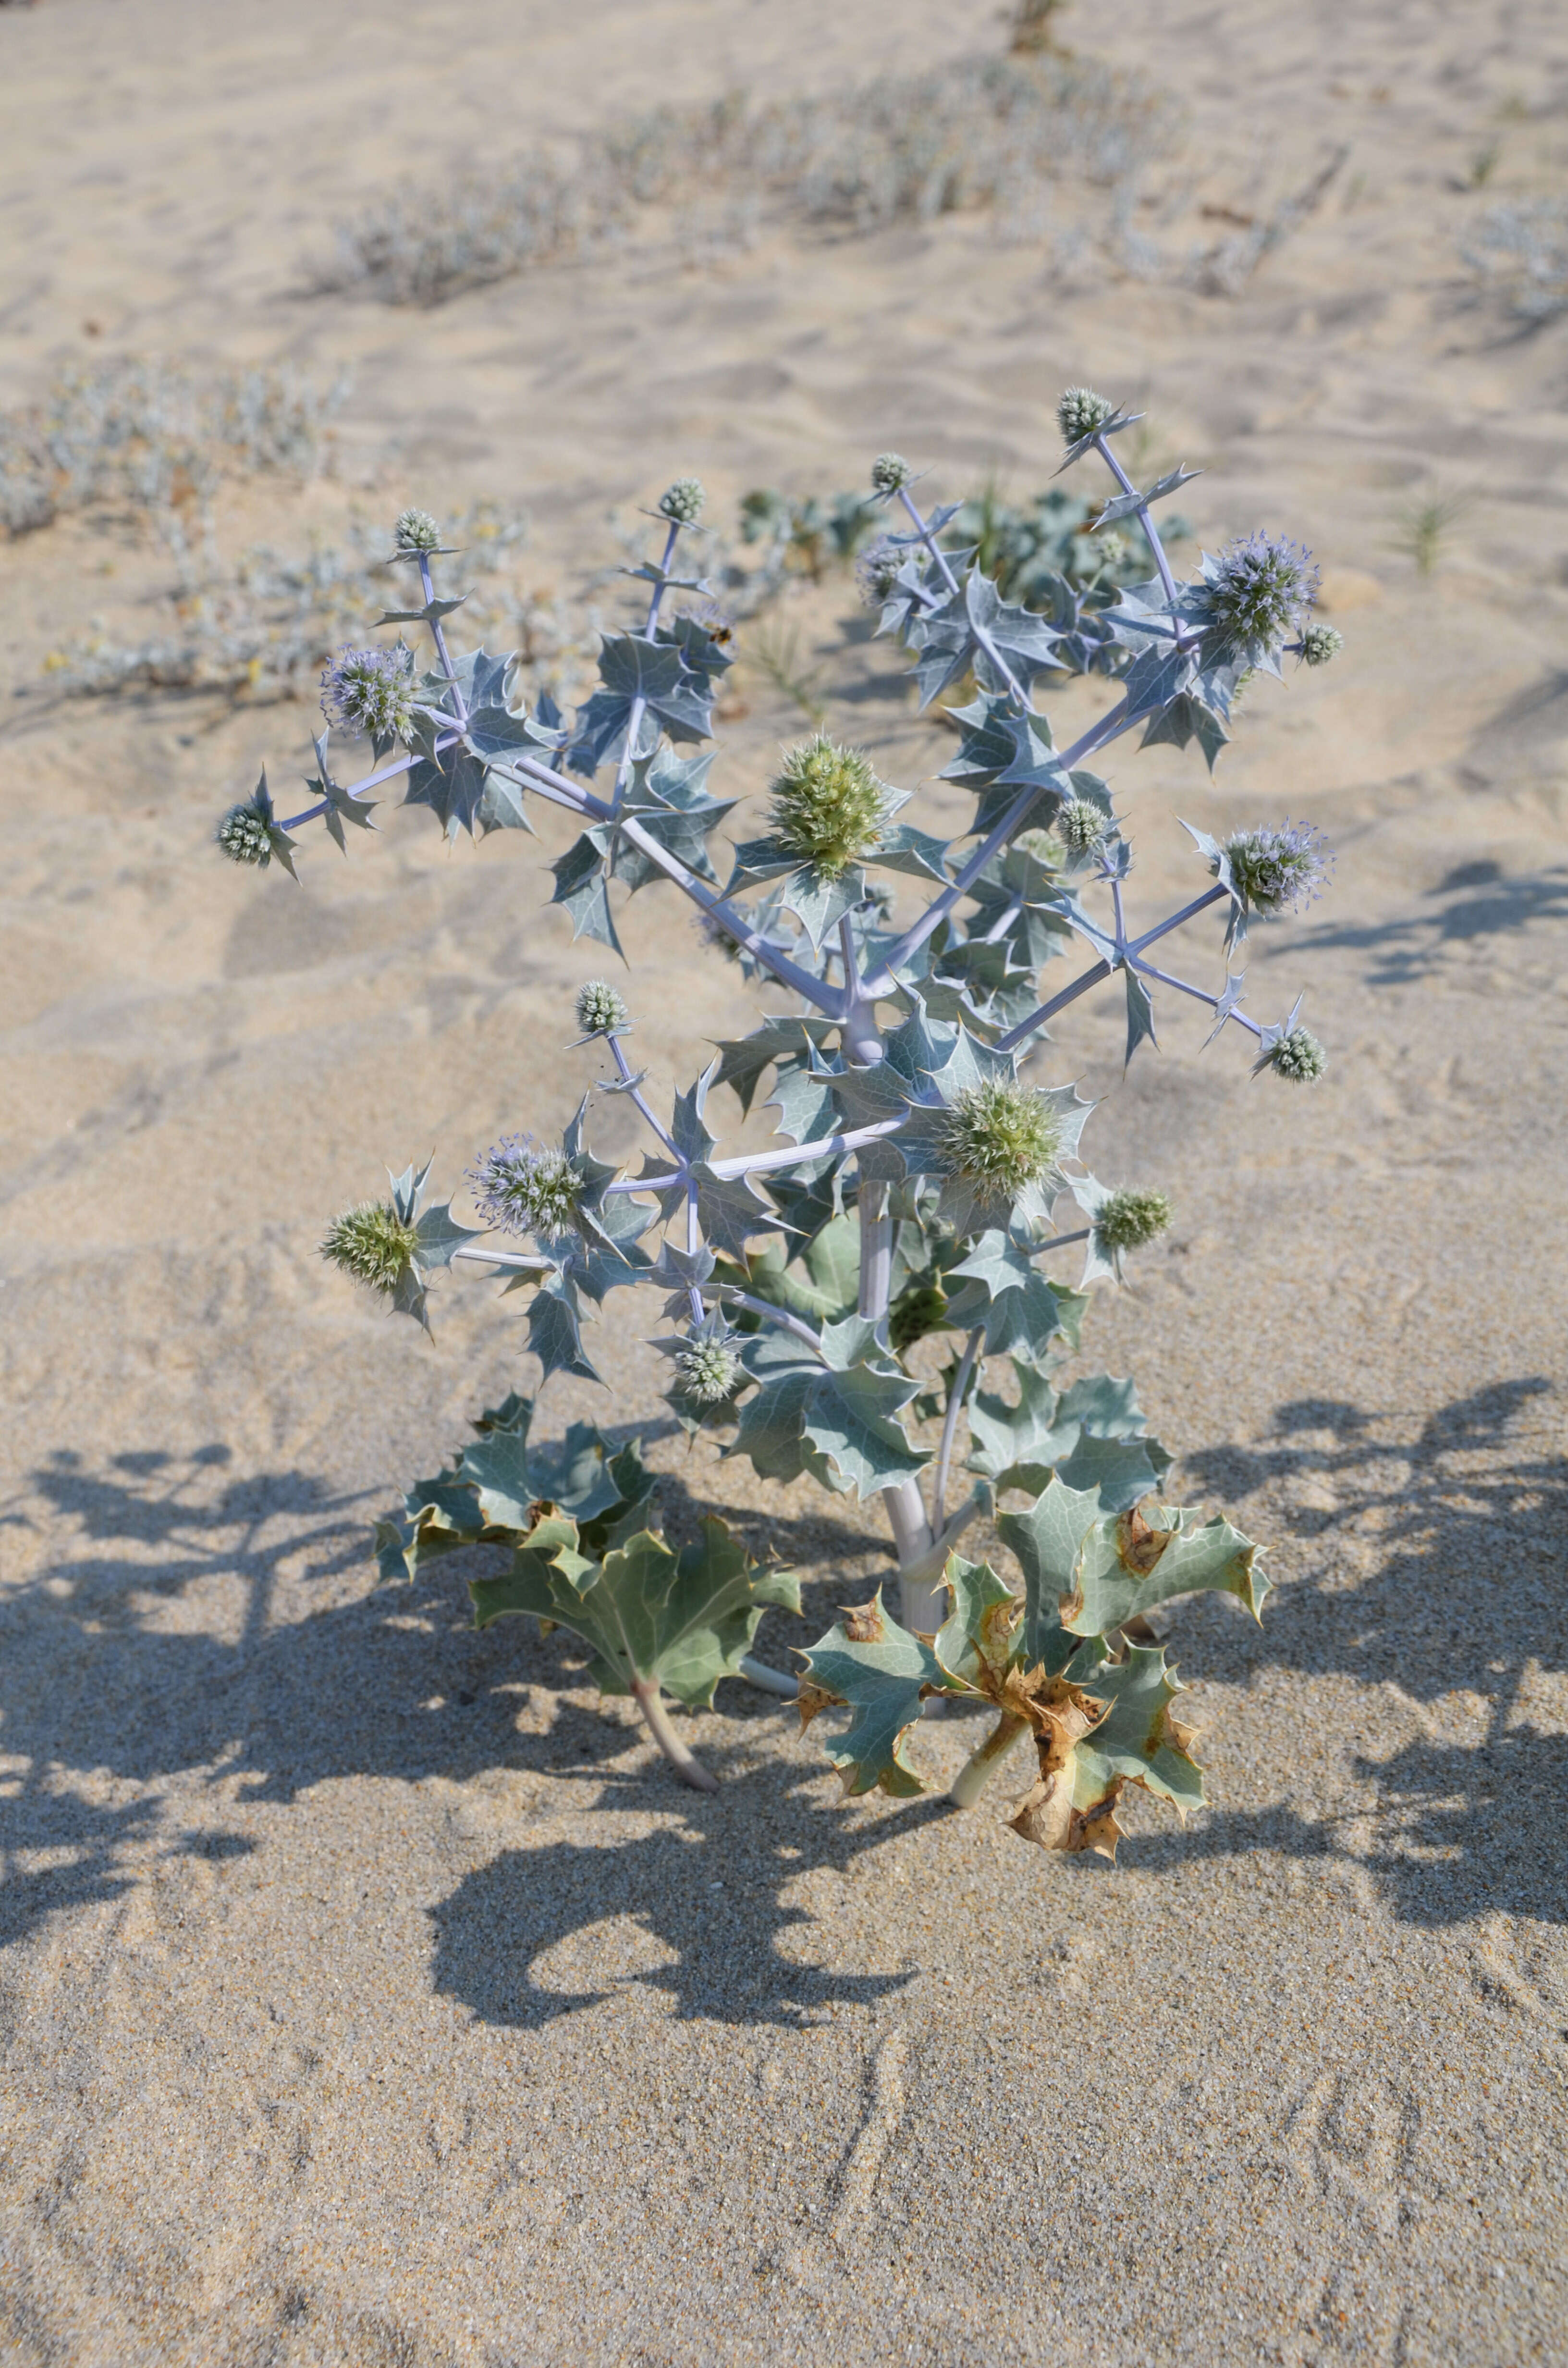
[855,533,905,608]
[1075,525,1128,578]
[1298,621,1343,667]
[320,1202,420,1298]
[393,507,441,555]
[870,451,914,497]
[1221,822,1332,917]
[1261,1027,1326,1084]
[768,734,892,880]
[1203,532,1320,659]
[320,642,416,745]
[575,979,629,1037]
[673,1333,744,1406]
[1055,795,1109,856]
[1057,386,1115,444]
[658,477,706,527]
[468,1135,582,1237]
[938,1076,1064,1199]
[1094,1186,1174,1256]
[215,799,272,867]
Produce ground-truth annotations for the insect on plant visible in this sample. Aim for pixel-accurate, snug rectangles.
[219,387,1341,1854]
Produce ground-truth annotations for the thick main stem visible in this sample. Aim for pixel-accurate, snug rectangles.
[856,1168,941,1637]
[631,1677,718,1793]
[949,1709,1029,1810]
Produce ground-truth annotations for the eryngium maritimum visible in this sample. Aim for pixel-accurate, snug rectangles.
[1204,532,1320,658]
[674,1337,743,1405]
[768,735,892,880]
[215,800,273,866]
[855,534,904,607]
[468,1136,581,1236]
[393,507,441,554]
[320,643,416,744]
[1094,1187,1174,1255]
[870,452,914,495]
[1298,621,1344,667]
[658,477,706,526]
[938,1076,1063,1197]
[1222,822,1332,917]
[1056,796,1108,855]
[320,1202,420,1297]
[575,980,629,1036]
[1057,386,1115,443]
[1259,1027,1327,1084]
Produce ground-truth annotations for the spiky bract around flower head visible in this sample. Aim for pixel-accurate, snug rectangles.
[870,451,914,496]
[393,507,441,555]
[1055,795,1109,856]
[1202,532,1320,661]
[1094,1187,1173,1256]
[938,1076,1064,1199]
[658,477,706,527]
[1057,386,1115,444]
[1221,822,1332,918]
[575,979,629,1037]
[320,642,416,744]
[1260,1027,1326,1084]
[768,734,892,880]
[855,533,904,607]
[468,1136,581,1237]
[1298,621,1343,667]
[215,799,272,866]
[674,1335,744,1405]
[320,1202,421,1298]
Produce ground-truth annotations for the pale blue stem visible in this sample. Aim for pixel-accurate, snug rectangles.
[1128,953,1263,1039]
[707,1287,825,1356]
[418,553,466,720]
[859,698,1132,997]
[612,518,682,803]
[895,484,1033,711]
[1092,434,1183,617]
[932,1327,983,1529]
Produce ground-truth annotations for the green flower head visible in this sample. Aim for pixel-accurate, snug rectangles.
[938,1076,1064,1199]
[658,477,706,527]
[393,507,441,555]
[1094,1187,1173,1256]
[674,1336,744,1406]
[768,734,892,881]
[870,451,914,496]
[214,799,272,867]
[1057,386,1115,444]
[1055,796,1108,856]
[575,979,629,1037]
[1260,1026,1326,1084]
[320,1202,421,1298]
[1298,621,1343,667]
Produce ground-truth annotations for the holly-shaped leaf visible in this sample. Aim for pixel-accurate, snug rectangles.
[1064,1503,1269,1636]
[472,1515,799,1708]
[795,1589,952,1797]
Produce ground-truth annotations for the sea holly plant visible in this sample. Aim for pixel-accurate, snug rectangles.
[220,393,1340,1852]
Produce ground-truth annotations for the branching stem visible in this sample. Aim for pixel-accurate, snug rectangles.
[949,1709,1029,1810]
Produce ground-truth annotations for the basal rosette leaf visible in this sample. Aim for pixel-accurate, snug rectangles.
[1064,1502,1269,1635]
[796,1589,954,1798]
[1069,1644,1205,1824]
[473,1515,799,1708]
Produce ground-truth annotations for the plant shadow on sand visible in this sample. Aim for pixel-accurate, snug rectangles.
[1150,1378,1568,1928]
[3,1375,1564,2025]
[1272,855,1568,990]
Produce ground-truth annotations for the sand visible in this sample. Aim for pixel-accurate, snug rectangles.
[2,0,1568,2360]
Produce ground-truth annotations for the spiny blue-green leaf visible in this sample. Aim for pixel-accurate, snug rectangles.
[1124,970,1158,1067]
[797,1589,951,1798]
[527,1277,602,1387]
[472,1515,797,1709]
[1071,1644,1205,1816]
[549,832,624,952]
[932,1555,1021,1692]
[996,1478,1108,1672]
[1064,1503,1269,1636]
